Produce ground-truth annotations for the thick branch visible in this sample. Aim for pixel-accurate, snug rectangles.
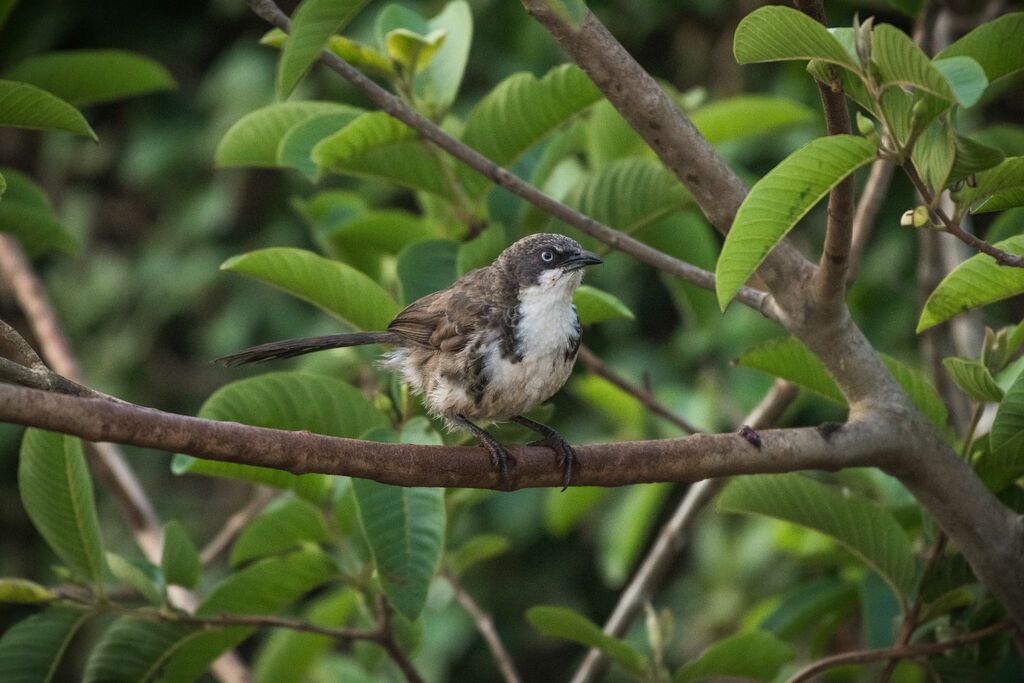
[244,0,775,321]
[0,383,882,489]
[795,0,855,306]
[519,0,814,292]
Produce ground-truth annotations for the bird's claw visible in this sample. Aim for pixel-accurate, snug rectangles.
[529,436,579,491]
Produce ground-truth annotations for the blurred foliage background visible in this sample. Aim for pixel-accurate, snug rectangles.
[2,0,1023,681]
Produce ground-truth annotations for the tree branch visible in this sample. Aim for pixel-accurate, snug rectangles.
[518,0,814,292]
[787,619,1015,683]
[570,380,797,683]
[902,162,1024,267]
[577,346,700,434]
[199,487,277,566]
[0,382,886,488]
[795,0,856,306]
[243,0,777,321]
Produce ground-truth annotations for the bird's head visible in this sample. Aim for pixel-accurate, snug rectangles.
[498,233,602,292]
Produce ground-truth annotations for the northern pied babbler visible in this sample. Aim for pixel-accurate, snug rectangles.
[219,233,602,488]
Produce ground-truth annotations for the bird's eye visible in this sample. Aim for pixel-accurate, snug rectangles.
[540,250,555,263]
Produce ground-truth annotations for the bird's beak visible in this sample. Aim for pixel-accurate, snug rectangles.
[563,250,603,270]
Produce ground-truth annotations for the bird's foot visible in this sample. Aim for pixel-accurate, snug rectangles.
[512,415,579,490]
[482,439,514,490]
[528,434,578,491]
[454,415,515,490]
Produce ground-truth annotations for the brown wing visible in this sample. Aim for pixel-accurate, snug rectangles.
[387,269,501,352]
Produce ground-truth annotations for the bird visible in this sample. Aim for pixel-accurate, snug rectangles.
[218,233,602,489]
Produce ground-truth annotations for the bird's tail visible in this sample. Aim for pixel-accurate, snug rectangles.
[216,331,403,367]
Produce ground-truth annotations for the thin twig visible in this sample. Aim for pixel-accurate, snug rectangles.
[902,163,1024,268]
[848,159,895,281]
[795,0,857,306]
[244,0,777,321]
[199,487,277,566]
[577,346,701,434]
[570,380,797,683]
[447,572,523,683]
[787,619,1014,683]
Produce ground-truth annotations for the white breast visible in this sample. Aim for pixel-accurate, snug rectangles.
[483,269,582,419]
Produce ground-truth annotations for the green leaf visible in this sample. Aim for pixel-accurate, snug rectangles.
[413,1,472,110]
[932,57,988,108]
[886,0,924,17]
[872,24,984,106]
[526,606,646,674]
[918,235,1024,332]
[949,135,1005,185]
[884,357,948,430]
[975,187,1024,214]
[277,110,362,179]
[956,156,1024,210]
[385,28,446,75]
[4,50,175,106]
[253,587,361,683]
[737,337,845,403]
[230,496,330,566]
[312,111,455,198]
[85,549,337,683]
[911,119,955,193]
[733,6,859,72]
[573,285,634,325]
[83,618,195,683]
[942,357,1004,403]
[7,171,79,237]
[690,95,815,145]
[352,480,444,620]
[262,27,394,79]
[599,484,671,587]
[673,630,795,683]
[200,547,337,615]
[161,520,201,589]
[980,370,1024,486]
[545,487,609,536]
[738,336,947,429]
[456,223,505,275]
[215,101,357,168]
[459,64,601,197]
[0,171,5,198]
[0,607,90,683]
[106,552,163,605]
[937,12,1024,84]
[0,80,96,139]
[18,430,105,587]
[448,533,510,577]
[222,247,400,331]
[396,239,458,304]
[719,474,916,598]
[0,578,55,604]
[716,135,876,309]
[174,372,388,499]
[277,0,367,100]
[561,158,691,235]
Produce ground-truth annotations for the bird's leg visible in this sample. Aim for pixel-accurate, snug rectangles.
[454,415,513,489]
[510,415,579,491]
